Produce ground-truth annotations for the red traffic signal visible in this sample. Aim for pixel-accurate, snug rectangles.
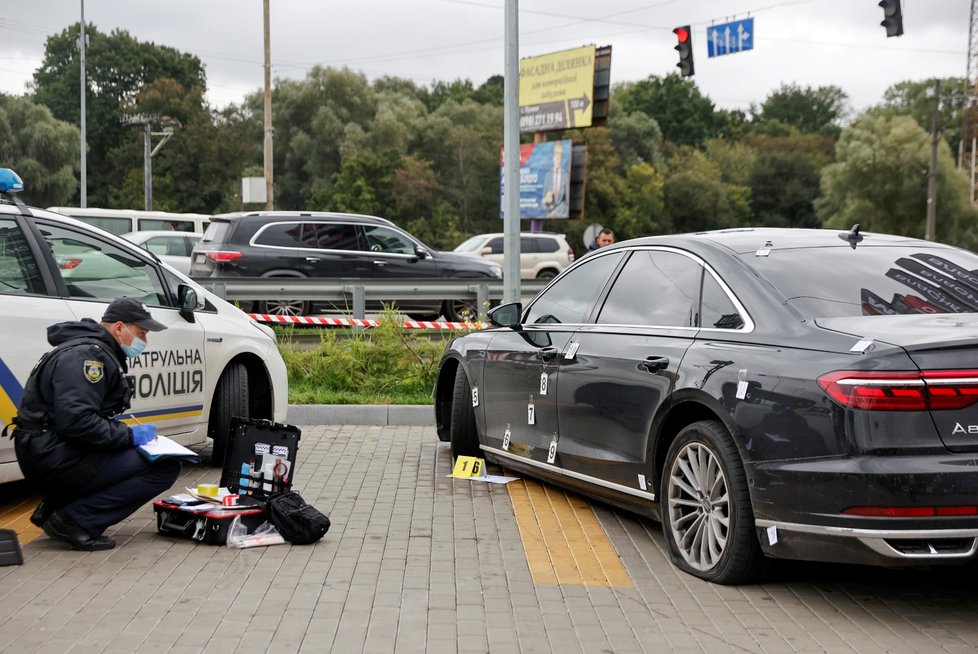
[673,25,694,77]
[879,0,904,37]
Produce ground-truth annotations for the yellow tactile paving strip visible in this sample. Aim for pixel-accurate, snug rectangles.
[508,477,634,587]
[0,484,42,544]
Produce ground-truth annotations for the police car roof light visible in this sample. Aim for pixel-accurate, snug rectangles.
[0,168,25,194]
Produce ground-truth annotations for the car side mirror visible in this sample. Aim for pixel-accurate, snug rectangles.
[414,245,431,260]
[178,284,200,323]
[488,302,522,328]
[479,246,493,255]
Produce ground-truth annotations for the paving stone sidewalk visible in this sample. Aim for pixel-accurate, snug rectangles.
[3,425,978,653]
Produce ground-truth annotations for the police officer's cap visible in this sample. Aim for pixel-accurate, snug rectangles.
[102,297,168,332]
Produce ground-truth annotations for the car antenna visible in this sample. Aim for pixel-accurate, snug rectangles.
[839,224,862,249]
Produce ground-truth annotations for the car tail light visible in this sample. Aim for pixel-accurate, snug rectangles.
[567,247,575,262]
[205,251,243,263]
[59,258,83,270]
[818,370,978,411]
[843,506,978,517]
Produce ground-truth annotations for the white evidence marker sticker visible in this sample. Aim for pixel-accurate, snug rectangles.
[527,402,535,425]
[638,474,647,491]
[502,427,511,451]
[736,380,749,400]
[471,387,479,407]
[565,341,580,360]
[850,339,874,353]
[767,525,778,545]
[547,438,557,464]
[540,372,548,395]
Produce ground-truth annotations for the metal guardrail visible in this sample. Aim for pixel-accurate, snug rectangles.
[191,277,549,320]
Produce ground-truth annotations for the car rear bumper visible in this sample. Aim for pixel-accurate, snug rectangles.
[748,453,978,565]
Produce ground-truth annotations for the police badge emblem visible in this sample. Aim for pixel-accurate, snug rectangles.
[83,360,104,383]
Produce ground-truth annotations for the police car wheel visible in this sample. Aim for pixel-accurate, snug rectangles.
[258,299,309,317]
[209,363,249,466]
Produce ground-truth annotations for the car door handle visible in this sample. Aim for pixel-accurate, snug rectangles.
[537,346,560,361]
[305,257,320,263]
[373,260,388,267]
[639,356,670,372]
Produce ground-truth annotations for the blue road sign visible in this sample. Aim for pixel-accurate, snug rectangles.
[707,17,754,58]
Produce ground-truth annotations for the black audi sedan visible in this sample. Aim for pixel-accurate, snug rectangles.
[433,227,978,584]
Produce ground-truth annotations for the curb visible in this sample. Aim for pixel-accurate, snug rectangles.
[286,404,435,426]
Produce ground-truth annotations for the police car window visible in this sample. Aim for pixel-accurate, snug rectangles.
[0,218,44,295]
[37,223,167,307]
[525,251,623,324]
[362,225,414,254]
[597,250,700,327]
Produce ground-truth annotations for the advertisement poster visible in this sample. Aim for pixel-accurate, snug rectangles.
[519,45,596,133]
[500,140,572,219]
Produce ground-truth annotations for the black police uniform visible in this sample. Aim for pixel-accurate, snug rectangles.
[13,318,180,550]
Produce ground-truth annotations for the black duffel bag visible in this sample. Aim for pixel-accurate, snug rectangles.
[267,492,330,545]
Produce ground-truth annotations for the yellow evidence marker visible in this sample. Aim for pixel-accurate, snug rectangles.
[451,456,485,478]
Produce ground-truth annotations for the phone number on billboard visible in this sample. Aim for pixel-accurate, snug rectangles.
[520,112,566,129]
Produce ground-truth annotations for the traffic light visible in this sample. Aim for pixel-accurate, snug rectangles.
[673,26,694,77]
[879,0,904,37]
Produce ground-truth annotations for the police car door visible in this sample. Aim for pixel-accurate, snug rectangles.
[0,213,76,479]
[33,217,208,437]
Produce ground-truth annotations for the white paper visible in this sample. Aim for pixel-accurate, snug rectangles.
[638,474,647,491]
[449,473,519,484]
[139,434,200,462]
[850,339,873,352]
[736,380,748,400]
[767,525,778,545]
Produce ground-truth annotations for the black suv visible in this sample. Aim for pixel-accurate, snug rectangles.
[189,212,502,320]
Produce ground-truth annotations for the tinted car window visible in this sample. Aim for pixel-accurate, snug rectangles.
[201,221,232,243]
[486,237,504,254]
[701,271,744,329]
[520,237,538,253]
[526,251,622,324]
[597,250,700,327]
[37,223,167,306]
[536,237,559,253]
[312,223,360,251]
[746,245,978,317]
[255,222,303,248]
[362,225,415,254]
[0,218,44,295]
[138,219,195,232]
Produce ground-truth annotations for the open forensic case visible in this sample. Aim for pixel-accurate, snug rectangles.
[153,418,301,545]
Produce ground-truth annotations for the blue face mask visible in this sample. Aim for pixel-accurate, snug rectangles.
[122,326,147,358]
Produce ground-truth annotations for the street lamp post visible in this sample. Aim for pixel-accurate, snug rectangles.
[79,0,87,207]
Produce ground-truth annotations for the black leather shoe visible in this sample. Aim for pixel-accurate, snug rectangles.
[29,499,54,527]
[43,511,115,551]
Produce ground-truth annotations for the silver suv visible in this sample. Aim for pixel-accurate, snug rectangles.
[453,232,574,280]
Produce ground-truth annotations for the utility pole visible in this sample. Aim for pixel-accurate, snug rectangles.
[926,79,941,241]
[263,0,274,211]
[79,0,87,207]
[502,0,521,305]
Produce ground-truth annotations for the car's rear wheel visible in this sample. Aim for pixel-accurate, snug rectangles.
[661,420,764,585]
[443,298,480,323]
[257,298,309,317]
[450,366,480,460]
[208,363,249,466]
[407,313,440,321]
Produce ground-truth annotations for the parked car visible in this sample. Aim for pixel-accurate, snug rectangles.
[454,232,574,280]
[123,230,202,275]
[0,169,288,482]
[47,207,210,236]
[435,226,978,584]
[190,212,502,320]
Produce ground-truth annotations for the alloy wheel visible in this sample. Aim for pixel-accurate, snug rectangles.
[666,441,730,571]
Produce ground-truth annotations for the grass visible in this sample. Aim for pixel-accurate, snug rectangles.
[277,307,466,405]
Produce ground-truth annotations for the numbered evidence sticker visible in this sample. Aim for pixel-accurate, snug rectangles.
[547,436,558,464]
[451,456,484,478]
[539,372,548,395]
[471,386,479,407]
[527,400,535,425]
[502,426,511,451]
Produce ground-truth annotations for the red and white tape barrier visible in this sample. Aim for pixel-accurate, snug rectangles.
[248,313,487,330]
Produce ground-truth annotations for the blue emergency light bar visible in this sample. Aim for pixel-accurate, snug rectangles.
[0,168,24,194]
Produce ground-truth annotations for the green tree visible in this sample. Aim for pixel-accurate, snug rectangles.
[0,94,80,206]
[749,150,822,228]
[32,23,205,207]
[616,74,723,147]
[752,83,848,136]
[817,113,977,244]
[663,149,743,232]
[877,77,967,153]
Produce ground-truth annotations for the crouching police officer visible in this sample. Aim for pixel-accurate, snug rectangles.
[12,297,182,551]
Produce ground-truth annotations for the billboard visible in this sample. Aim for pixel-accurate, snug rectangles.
[519,45,596,133]
[500,140,573,219]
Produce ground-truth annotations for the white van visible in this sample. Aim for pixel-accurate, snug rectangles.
[2,171,287,483]
[46,206,211,237]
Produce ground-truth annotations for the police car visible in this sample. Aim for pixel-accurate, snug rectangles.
[0,169,288,483]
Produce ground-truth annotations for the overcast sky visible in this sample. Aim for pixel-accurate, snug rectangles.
[0,0,970,116]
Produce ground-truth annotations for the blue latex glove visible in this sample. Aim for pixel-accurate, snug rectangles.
[131,423,158,446]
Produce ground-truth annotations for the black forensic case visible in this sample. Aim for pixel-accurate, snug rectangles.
[153,417,301,545]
